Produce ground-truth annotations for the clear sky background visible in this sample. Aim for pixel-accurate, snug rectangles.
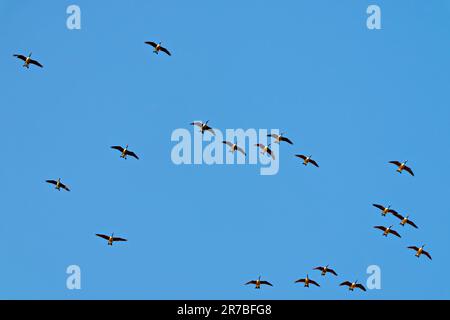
[1,0,449,299]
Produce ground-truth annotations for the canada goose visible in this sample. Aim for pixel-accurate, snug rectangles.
[96,233,127,246]
[295,155,319,167]
[245,276,273,289]
[111,145,139,160]
[13,52,43,68]
[392,212,418,229]
[408,245,432,260]
[267,133,293,145]
[255,143,275,160]
[190,121,215,136]
[145,41,171,56]
[313,265,338,276]
[374,225,401,238]
[295,274,320,288]
[372,204,398,217]
[340,280,366,292]
[222,140,246,156]
[46,178,70,191]
[389,160,414,176]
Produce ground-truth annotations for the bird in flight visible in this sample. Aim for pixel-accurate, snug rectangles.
[111,145,139,160]
[245,276,273,289]
[145,41,171,56]
[267,132,293,145]
[313,265,338,277]
[372,204,398,217]
[255,143,275,160]
[96,233,127,246]
[46,178,70,192]
[13,52,43,68]
[294,274,320,288]
[374,225,401,238]
[389,160,414,176]
[295,155,319,167]
[392,212,418,229]
[190,121,215,136]
[340,280,366,292]
[408,245,432,260]
[222,140,246,156]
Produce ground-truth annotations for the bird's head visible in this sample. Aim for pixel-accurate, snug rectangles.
[389,225,393,229]
[125,144,128,149]
[29,52,32,57]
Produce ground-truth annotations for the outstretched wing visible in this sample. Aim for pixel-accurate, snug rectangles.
[204,126,216,136]
[404,165,414,176]
[60,183,70,191]
[422,250,432,260]
[145,41,158,48]
[111,146,124,152]
[408,246,419,251]
[267,133,280,140]
[327,268,338,276]
[389,229,402,238]
[190,122,203,128]
[406,219,418,229]
[223,141,234,148]
[295,279,306,283]
[355,284,366,291]
[255,144,265,150]
[313,266,325,272]
[126,150,139,160]
[309,159,319,167]
[309,280,320,287]
[245,280,257,285]
[96,234,110,240]
[160,46,171,56]
[389,161,402,166]
[29,59,43,68]
[112,237,127,242]
[296,154,307,161]
[340,281,352,287]
[46,180,57,185]
[374,226,387,232]
[372,204,385,211]
[260,281,273,286]
[280,136,293,145]
[13,54,27,62]
[392,212,404,220]
[236,146,246,156]
[266,148,275,160]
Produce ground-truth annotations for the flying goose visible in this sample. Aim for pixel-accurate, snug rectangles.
[245,276,273,289]
[389,160,414,176]
[313,265,338,276]
[295,155,319,167]
[190,121,215,136]
[96,233,127,246]
[13,52,43,68]
[374,225,401,238]
[111,145,139,160]
[255,143,275,160]
[267,133,293,145]
[145,41,171,56]
[222,140,246,156]
[294,274,320,288]
[408,245,432,260]
[46,178,70,191]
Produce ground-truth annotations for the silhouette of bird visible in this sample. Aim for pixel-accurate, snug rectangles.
[145,41,171,56]
[408,245,432,260]
[13,52,43,68]
[372,204,398,217]
[96,233,127,246]
[46,178,70,191]
[295,155,319,167]
[245,276,273,289]
[111,145,139,160]
[389,160,414,176]
[313,265,338,276]
[340,280,366,292]
[374,225,401,238]
[294,274,320,287]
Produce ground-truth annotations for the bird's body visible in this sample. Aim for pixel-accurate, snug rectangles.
[389,161,414,176]
[255,144,275,160]
[374,225,401,238]
[46,178,70,191]
[14,53,43,68]
[295,155,319,167]
[313,265,338,277]
[408,245,432,260]
[245,276,273,289]
[340,281,366,292]
[145,41,171,56]
[295,274,320,288]
[223,141,246,156]
[267,133,293,145]
[190,121,215,136]
[372,204,398,217]
[111,145,139,160]
[96,233,127,246]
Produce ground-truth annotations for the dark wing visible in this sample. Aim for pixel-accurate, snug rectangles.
[29,59,43,68]
[260,281,273,286]
[387,209,399,215]
[355,284,366,292]
[236,146,246,156]
[327,268,338,276]
[408,246,419,251]
[112,237,127,242]
[374,226,387,232]
[280,137,293,145]
[266,148,275,160]
[60,183,70,191]
[245,280,257,285]
[125,150,139,159]
[145,41,158,48]
[255,144,265,150]
[406,219,418,229]
[111,146,124,152]
[404,165,415,176]
[96,234,110,240]
[309,159,319,167]
[392,212,404,220]
[313,267,325,272]
[340,281,352,287]
[389,161,402,166]
[296,154,307,160]
[422,250,432,260]
[390,229,402,238]
[295,279,306,283]
[190,122,203,128]
[309,280,320,287]
[46,180,57,185]
[159,46,171,56]
[372,204,385,211]
[204,125,216,136]
[13,54,27,62]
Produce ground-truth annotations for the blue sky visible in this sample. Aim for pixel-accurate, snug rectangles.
[1,0,449,299]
